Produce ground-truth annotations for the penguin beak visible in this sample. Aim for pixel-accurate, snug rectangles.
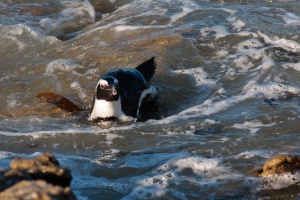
[105,87,118,96]
[112,87,117,95]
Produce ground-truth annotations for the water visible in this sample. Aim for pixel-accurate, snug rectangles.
[1,0,300,199]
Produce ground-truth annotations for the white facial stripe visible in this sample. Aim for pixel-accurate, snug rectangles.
[99,79,108,87]
[112,88,117,95]
[137,85,157,117]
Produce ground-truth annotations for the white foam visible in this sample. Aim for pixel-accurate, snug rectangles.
[155,71,300,124]
[115,25,157,31]
[232,120,276,134]
[178,94,249,118]
[216,49,229,58]
[258,32,300,53]
[237,39,264,49]
[169,6,195,24]
[283,12,300,25]
[172,67,215,86]
[234,39,265,70]
[0,129,95,138]
[120,152,241,199]
[282,62,300,71]
[105,133,124,145]
[233,19,246,31]
[221,8,236,15]
[258,172,300,190]
[234,150,272,160]
[63,151,242,199]
[200,25,229,39]
[243,82,299,99]
[233,56,254,71]
[0,151,17,159]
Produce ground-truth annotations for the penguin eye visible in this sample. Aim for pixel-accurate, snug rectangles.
[100,84,105,89]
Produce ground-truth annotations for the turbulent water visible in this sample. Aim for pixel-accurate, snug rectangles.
[1,0,300,199]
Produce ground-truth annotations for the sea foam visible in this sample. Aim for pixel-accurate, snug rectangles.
[172,67,215,86]
[283,12,300,25]
[200,25,229,39]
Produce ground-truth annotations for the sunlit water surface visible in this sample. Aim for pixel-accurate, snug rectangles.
[1,0,300,199]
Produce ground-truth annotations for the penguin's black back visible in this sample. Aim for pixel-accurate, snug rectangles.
[103,69,148,117]
[135,57,156,83]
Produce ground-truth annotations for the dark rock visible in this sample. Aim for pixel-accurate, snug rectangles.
[36,93,84,113]
[0,180,76,200]
[89,0,116,14]
[6,152,72,188]
[0,153,76,200]
[258,154,300,177]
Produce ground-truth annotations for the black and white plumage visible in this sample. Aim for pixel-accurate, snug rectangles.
[89,57,158,121]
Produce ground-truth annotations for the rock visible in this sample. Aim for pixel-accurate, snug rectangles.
[89,0,116,14]
[258,155,300,176]
[10,152,59,169]
[0,153,76,200]
[88,0,116,21]
[36,93,84,113]
[5,153,72,188]
[0,180,76,200]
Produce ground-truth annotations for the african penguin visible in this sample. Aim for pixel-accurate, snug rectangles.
[89,57,158,121]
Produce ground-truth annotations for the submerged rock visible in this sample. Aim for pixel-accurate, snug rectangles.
[258,155,300,177]
[0,153,76,200]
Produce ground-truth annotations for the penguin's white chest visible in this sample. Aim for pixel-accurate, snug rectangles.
[89,98,129,121]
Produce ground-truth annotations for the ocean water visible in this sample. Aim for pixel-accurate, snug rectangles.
[1,0,300,199]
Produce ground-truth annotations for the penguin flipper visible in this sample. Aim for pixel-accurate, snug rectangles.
[135,57,156,83]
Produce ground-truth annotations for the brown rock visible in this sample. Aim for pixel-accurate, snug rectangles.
[36,93,83,113]
[0,153,73,195]
[0,180,76,200]
[258,155,300,176]
[7,153,72,187]
[10,152,59,169]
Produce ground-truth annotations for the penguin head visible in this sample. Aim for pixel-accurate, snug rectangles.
[95,76,120,101]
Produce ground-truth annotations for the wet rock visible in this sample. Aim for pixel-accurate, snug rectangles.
[0,180,76,200]
[37,92,84,113]
[8,152,72,187]
[258,155,300,177]
[0,153,76,200]
[10,152,59,169]
[89,0,116,14]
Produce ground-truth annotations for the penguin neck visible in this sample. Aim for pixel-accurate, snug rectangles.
[89,98,132,121]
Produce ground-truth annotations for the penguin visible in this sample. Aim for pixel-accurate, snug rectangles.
[89,57,158,121]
